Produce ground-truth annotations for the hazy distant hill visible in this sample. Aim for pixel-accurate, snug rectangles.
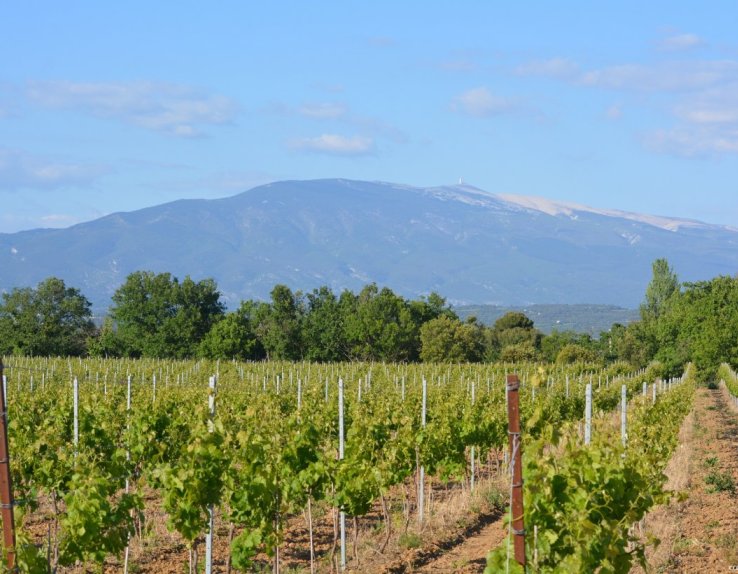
[0,179,736,311]
[454,304,640,336]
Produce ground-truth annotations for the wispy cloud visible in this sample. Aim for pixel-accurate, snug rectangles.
[658,32,705,52]
[518,56,738,93]
[517,53,738,157]
[270,100,407,148]
[26,81,238,137]
[288,134,375,156]
[297,102,348,119]
[0,147,109,191]
[579,61,738,92]
[451,87,521,118]
[644,126,738,157]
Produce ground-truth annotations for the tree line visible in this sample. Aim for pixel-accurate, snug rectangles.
[0,262,736,376]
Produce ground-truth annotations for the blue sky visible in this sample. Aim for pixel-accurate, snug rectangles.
[2,1,738,232]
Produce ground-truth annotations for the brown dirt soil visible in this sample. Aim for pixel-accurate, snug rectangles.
[631,387,738,573]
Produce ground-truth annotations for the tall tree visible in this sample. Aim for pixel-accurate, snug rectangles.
[487,311,541,360]
[0,277,94,356]
[342,284,418,361]
[641,258,679,322]
[253,285,304,360]
[302,286,347,362]
[199,300,265,360]
[420,315,484,363]
[110,271,225,358]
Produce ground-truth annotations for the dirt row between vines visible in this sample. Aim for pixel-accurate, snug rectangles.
[632,386,738,573]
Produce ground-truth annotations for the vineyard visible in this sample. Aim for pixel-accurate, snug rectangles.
[0,355,701,573]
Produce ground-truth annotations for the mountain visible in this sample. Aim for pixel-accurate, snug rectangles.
[454,304,640,336]
[1,179,737,311]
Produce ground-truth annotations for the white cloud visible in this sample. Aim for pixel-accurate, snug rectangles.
[288,134,375,156]
[0,147,109,191]
[580,60,738,92]
[297,102,348,119]
[644,126,738,157]
[517,52,738,157]
[26,81,238,137]
[451,87,519,117]
[658,33,705,52]
[673,85,738,124]
[519,57,738,93]
[646,86,738,155]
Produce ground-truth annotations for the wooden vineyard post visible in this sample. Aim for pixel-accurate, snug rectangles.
[0,360,16,570]
[506,374,525,567]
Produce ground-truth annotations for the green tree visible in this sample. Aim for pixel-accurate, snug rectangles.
[641,258,679,322]
[0,277,94,356]
[656,276,738,379]
[556,343,598,365]
[253,285,304,360]
[500,342,539,362]
[420,315,484,363]
[199,301,265,360]
[487,311,541,360]
[86,317,127,358]
[302,286,347,362]
[342,284,418,361]
[541,330,594,363]
[110,271,225,358]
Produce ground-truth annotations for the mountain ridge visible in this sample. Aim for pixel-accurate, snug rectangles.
[1,178,736,311]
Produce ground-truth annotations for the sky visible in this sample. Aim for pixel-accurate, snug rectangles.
[2,2,738,232]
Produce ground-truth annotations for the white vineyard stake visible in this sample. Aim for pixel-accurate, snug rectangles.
[205,375,217,574]
[584,383,592,446]
[419,377,427,526]
[621,384,627,447]
[338,378,346,571]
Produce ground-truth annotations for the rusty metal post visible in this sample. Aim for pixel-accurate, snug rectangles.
[506,374,525,567]
[0,359,16,569]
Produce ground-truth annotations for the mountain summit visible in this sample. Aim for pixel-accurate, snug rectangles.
[1,179,736,310]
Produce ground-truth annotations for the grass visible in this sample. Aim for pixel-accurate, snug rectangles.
[705,470,737,494]
[398,532,423,549]
[672,536,706,556]
[715,532,738,562]
[704,456,719,468]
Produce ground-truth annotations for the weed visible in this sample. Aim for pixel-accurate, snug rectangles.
[704,456,719,468]
[705,470,736,494]
[398,532,423,549]
[672,536,706,556]
[706,519,720,529]
[716,532,737,549]
[483,485,506,511]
